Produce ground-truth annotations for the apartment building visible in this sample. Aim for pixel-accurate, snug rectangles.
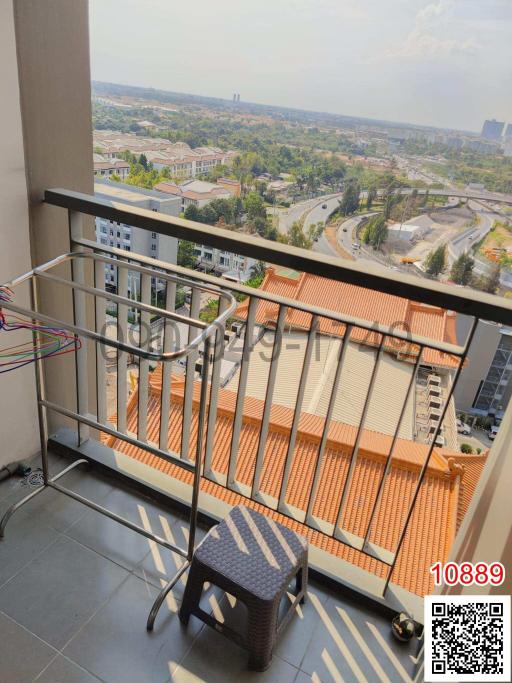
[455,318,512,420]
[93,153,130,180]
[94,179,179,289]
[194,245,256,281]
[154,179,234,209]
[93,131,236,179]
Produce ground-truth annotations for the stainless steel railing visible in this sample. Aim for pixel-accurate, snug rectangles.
[42,188,512,597]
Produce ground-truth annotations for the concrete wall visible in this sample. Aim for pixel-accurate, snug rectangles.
[454,316,500,414]
[12,0,95,441]
[0,0,39,466]
[441,399,512,596]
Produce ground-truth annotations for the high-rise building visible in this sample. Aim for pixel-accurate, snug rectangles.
[481,119,505,140]
[94,179,180,290]
[504,123,512,139]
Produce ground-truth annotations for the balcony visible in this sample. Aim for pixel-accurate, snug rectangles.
[1,187,511,682]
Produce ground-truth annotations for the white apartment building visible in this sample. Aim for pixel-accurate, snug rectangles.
[94,179,180,290]
[93,131,235,179]
[194,245,256,281]
[93,153,130,180]
[154,179,234,209]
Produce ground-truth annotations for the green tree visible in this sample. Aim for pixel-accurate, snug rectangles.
[244,191,266,220]
[177,241,196,269]
[477,263,501,294]
[450,252,474,285]
[287,221,312,249]
[339,180,360,216]
[139,153,149,170]
[184,204,200,221]
[253,216,267,236]
[366,185,377,210]
[424,244,447,277]
[361,214,388,249]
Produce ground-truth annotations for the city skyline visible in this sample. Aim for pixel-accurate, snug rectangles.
[89,0,512,132]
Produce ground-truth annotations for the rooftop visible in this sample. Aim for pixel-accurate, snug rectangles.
[236,267,459,368]
[103,368,487,598]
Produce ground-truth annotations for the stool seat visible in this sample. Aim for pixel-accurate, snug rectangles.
[195,505,307,601]
[179,505,308,671]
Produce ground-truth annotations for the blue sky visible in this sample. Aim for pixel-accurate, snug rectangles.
[89,0,512,132]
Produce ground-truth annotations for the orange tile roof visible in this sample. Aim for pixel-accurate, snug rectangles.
[236,268,460,368]
[104,369,487,597]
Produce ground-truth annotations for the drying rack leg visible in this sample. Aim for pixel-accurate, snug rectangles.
[0,458,89,538]
[146,560,191,632]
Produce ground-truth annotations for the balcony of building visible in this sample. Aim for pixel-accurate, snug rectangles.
[1,3,511,682]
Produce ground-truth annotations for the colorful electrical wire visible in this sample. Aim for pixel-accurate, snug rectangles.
[0,286,80,374]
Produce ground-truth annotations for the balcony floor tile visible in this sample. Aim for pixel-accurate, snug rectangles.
[63,573,204,683]
[299,591,417,683]
[0,508,60,589]
[0,535,128,649]
[34,655,102,683]
[2,464,114,534]
[63,485,180,572]
[0,611,57,683]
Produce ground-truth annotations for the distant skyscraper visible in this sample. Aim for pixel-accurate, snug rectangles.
[232,93,236,103]
[236,93,240,103]
[504,123,512,139]
[481,119,505,140]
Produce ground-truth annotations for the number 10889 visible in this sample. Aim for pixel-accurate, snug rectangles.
[430,561,505,587]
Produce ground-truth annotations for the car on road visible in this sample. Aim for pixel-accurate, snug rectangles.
[352,242,360,250]
[321,204,327,209]
[342,227,347,232]
[456,419,471,436]
[489,425,499,441]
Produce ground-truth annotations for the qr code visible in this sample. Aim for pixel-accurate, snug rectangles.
[425,596,511,682]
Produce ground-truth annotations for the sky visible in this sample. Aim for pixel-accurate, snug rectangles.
[89,0,512,132]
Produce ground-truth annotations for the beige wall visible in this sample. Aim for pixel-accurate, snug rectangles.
[0,0,96,468]
[0,0,39,466]
[441,401,512,596]
[13,0,96,433]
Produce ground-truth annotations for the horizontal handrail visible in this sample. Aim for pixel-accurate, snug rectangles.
[82,239,467,356]
[45,188,512,326]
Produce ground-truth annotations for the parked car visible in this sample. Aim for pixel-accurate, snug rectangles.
[489,425,499,441]
[352,243,360,250]
[456,419,471,436]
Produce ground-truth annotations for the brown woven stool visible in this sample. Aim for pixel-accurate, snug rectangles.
[179,504,308,671]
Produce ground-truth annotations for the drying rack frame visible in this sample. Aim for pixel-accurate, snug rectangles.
[0,251,236,630]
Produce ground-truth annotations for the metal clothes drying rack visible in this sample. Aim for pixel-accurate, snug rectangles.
[0,251,236,630]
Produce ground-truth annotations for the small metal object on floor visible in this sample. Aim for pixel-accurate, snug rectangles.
[179,504,308,671]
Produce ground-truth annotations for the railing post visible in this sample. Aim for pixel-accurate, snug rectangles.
[69,209,89,445]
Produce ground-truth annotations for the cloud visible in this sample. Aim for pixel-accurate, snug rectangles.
[382,0,480,59]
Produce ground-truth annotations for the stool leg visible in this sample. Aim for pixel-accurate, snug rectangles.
[296,558,308,604]
[247,601,279,672]
[179,562,204,627]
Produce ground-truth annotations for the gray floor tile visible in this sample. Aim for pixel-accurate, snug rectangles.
[34,655,102,683]
[134,517,212,598]
[0,535,128,649]
[2,465,114,534]
[64,574,204,683]
[64,487,182,572]
[299,592,416,683]
[171,620,298,683]
[0,611,57,683]
[274,582,331,669]
[0,451,64,505]
[0,508,60,589]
